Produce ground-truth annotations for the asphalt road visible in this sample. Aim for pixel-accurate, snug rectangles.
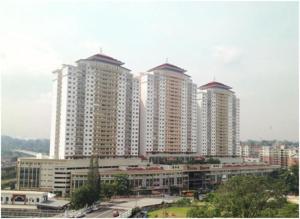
[85,208,125,218]
[84,196,180,218]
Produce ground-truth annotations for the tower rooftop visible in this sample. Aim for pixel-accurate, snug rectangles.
[199,81,232,90]
[148,63,186,73]
[77,53,125,66]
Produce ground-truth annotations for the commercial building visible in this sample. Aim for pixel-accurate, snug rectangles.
[16,157,279,197]
[197,81,240,156]
[139,63,197,155]
[50,53,139,159]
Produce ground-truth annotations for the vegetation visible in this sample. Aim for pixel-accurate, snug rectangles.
[186,203,219,218]
[148,206,192,218]
[269,165,299,195]
[185,175,298,218]
[101,182,116,199]
[1,178,16,190]
[70,185,97,209]
[148,174,298,218]
[211,175,286,217]
[101,174,132,199]
[70,156,100,209]
[174,198,192,207]
[1,135,50,157]
[114,174,132,196]
[1,166,16,180]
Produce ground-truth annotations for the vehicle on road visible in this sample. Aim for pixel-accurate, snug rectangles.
[85,207,93,214]
[113,210,119,217]
[75,212,86,218]
[92,205,100,211]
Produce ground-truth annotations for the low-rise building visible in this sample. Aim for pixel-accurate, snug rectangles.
[1,190,48,205]
[16,157,280,197]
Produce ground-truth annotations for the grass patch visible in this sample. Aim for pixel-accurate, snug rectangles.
[148,207,192,218]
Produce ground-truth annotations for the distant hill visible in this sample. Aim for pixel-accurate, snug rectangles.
[1,135,50,158]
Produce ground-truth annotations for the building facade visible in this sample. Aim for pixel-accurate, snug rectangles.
[16,157,279,197]
[260,145,299,168]
[50,54,139,159]
[197,81,240,156]
[139,63,197,155]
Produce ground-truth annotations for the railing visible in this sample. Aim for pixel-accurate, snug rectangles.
[1,208,64,218]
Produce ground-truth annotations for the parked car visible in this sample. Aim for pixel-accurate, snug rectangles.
[75,213,85,218]
[85,207,93,214]
[92,205,100,211]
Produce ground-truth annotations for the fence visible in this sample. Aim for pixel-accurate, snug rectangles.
[1,208,64,218]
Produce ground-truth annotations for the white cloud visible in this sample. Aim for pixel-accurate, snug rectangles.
[212,45,242,64]
[0,33,62,75]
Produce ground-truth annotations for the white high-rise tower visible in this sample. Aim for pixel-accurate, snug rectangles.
[50,54,139,159]
[139,63,197,155]
[197,81,240,156]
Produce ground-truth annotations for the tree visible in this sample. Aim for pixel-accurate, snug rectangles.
[70,185,95,209]
[212,175,286,218]
[269,165,299,195]
[282,165,299,195]
[114,174,132,196]
[70,156,101,209]
[101,182,116,199]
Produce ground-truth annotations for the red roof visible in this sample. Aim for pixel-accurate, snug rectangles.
[148,63,186,73]
[77,53,130,70]
[199,81,232,90]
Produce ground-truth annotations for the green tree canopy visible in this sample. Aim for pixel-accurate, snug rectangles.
[114,174,132,196]
[212,175,286,217]
[101,182,116,199]
[70,185,96,209]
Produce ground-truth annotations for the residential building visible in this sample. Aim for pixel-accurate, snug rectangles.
[197,81,240,156]
[259,145,298,168]
[239,145,250,157]
[50,53,139,159]
[139,63,197,155]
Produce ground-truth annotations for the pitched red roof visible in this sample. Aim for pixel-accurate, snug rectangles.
[199,81,232,90]
[148,63,186,73]
[77,54,130,70]
[87,53,124,65]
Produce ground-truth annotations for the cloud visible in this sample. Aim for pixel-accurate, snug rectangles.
[212,45,242,64]
[0,33,62,75]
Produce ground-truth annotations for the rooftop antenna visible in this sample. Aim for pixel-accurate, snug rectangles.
[166,57,169,63]
[99,47,103,54]
[213,74,216,81]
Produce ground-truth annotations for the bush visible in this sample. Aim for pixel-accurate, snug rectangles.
[187,205,219,218]
[175,198,191,207]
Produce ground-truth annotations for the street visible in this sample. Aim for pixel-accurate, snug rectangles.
[84,196,180,218]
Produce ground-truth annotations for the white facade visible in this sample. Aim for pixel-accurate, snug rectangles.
[50,54,139,159]
[197,81,240,156]
[139,63,197,155]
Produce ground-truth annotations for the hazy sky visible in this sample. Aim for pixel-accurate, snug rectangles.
[1,0,298,141]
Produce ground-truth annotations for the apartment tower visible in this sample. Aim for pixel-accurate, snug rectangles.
[50,53,139,159]
[139,63,197,155]
[197,81,240,156]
